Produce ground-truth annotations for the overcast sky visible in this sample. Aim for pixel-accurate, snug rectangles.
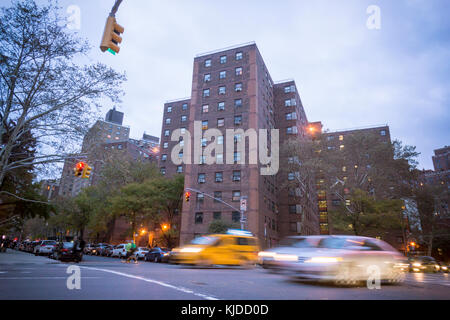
[48,0,449,170]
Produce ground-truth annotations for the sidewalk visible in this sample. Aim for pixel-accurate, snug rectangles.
[0,249,59,265]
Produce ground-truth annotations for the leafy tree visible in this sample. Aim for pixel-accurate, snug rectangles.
[208,220,238,234]
[0,0,125,188]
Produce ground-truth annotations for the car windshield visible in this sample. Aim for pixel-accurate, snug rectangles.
[318,237,361,249]
[62,242,74,248]
[190,236,219,246]
[43,241,56,245]
[279,237,317,248]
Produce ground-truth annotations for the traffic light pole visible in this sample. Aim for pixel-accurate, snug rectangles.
[185,188,248,230]
[109,0,123,17]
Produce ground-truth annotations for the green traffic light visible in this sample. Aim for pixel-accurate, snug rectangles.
[107,48,116,55]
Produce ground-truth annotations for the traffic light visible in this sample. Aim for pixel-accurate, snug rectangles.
[100,16,124,55]
[73,162,85,177]
[185,191,191,202]
[81,164,92,179]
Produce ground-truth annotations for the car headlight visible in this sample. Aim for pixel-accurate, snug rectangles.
[258,251,276,258]
[180,247,203,253]
[442,266,448,270]
[273,254,298,262]
[412,263,421,267]
[305,257,343,263]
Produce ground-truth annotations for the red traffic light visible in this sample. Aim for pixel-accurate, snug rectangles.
[76,162,85,170]
[185,192,191,202]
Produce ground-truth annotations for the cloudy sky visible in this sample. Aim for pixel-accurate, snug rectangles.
[50,0,449,169]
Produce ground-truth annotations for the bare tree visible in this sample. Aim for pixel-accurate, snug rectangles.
[0,0,126,189]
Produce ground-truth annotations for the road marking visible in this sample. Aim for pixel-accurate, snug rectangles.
[0,277,101,280]
[79,266,219,300]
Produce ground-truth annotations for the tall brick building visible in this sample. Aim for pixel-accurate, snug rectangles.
[159,43,319,248]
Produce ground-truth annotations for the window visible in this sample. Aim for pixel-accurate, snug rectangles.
[219,71,226,79]
[235,83,243,92]
[163,142,168,149]
[233,171,241,182]
[201,138,207,147]
[220,55,227,64]
[232,191,241,202]
[234,152,241,163]
[284,85,295,93]
[164,130,170,137]
[202,120,208,130]
[196,193,204,203]
[165,118,171,125]
[176,166,183,173]
[287,126,298,134]
[198,173,206,183]
[117,144,123,150]
[202,105,209,113]
[286,112,297,120]
[178,151,183,159]
[199,155,206,164]
[214,192,222,203]
[332,199,340,206]
[235,99,242,107]
[342,166,347,172]
[216,153,223,164]
[180,127,186,134]
[214,212,222,220]
[234,115,242,125]
[234,134,242,143]
[217,136,224,145]
[340,145,345,150]
[290,223,298,233]
[195,212,203,224]
[219,86,226,95]
[235,67,243,76]
[182,103,188,110]
[288,173,295,181]
[204,74,211,82]
[181,115,187,122]
[380,130,386,136]
[285,99,292,107]
[232,211,240,223]
[215,172,223,183]
[218,102,225,111]
[327,135,334,141]
[205,59,211,67]
[339,135,344,141]
[161,154,167,161]
[217,118,225,127]
[236,52,243,60]
[167,106,172,113]
[203,89,210,97]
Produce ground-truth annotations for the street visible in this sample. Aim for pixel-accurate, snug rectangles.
[0,250,449,300]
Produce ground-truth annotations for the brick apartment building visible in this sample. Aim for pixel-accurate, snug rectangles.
[159,43,319,248]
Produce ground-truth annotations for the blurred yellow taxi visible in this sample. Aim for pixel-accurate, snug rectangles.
[170,230,259,267]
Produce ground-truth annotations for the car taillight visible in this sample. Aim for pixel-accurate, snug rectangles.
[61,249,68,252]
[41,244,45,246]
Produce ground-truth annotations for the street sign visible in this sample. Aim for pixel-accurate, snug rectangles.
[240,198,247,211]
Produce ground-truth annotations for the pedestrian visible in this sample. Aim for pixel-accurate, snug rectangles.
[125,241,138,264]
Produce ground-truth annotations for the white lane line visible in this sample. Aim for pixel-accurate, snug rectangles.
[79,266,219,300]
[0,277,101,280]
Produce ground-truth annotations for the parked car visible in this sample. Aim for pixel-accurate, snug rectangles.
[53,242,82,262]
[84,243,97,255]
[26,241,40,253]
[92,243,109,256]
[134,247,150,260]
[103,245,115,257]
[145,247,171,263]
[34,240,57,256]
[260,235,409,285]
[409,256,441,273]
[110,244,128,258]
[437,261,449,273]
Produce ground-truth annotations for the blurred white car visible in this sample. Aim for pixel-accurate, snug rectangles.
[110,244,128,258]
[135,247,150,260]
[260,235,409,285]
[34,240,57,256]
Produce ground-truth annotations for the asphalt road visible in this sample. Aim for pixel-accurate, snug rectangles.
[0,249,449,300]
